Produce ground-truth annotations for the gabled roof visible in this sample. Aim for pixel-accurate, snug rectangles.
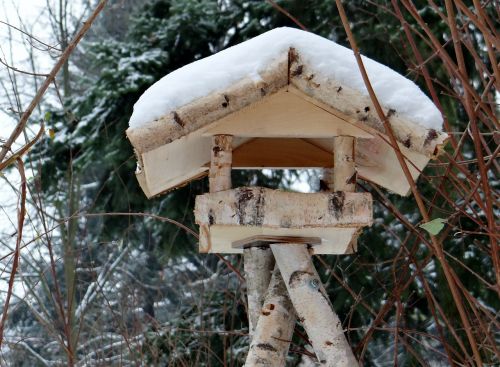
[127,27,447,198]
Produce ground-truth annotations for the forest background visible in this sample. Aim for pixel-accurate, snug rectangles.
[0,0,498,366]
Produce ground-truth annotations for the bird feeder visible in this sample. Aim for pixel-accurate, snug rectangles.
[126,28,446,366]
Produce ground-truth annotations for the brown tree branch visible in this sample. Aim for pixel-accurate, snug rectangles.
[0,0,108,168]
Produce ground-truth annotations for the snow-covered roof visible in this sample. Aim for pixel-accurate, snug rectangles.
[129,27,442,131]
[126,27,447,198]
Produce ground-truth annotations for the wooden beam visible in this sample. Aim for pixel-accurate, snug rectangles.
[232,138,333,168]
[195,187,372,228]
[195,188,372,254]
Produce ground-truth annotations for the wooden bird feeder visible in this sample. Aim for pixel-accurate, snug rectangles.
[127,28,446,366]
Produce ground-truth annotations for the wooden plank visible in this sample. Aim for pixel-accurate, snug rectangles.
[232,138,333,168]
[203,89,373,138]
[356,135,429,196]
[232,235,321,249]
[199,225,360,254]
[142,130,211,196]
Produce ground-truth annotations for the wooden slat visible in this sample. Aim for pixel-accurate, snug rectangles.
[232,138,333,168]
[199,225,360,254]
[232,235,321,249]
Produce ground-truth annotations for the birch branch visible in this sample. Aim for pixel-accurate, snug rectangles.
[245,266,295,366]
[244,247,274,336]
[271,244,358,366]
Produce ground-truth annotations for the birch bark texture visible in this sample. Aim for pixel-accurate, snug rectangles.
[209,135,232,192]
[245,266,296,366]
[244,247,275,336]
[207,135,278,352]
[271,244,358,366]
[333,136,356,192]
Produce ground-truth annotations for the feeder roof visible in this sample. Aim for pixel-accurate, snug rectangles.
[127,27,447,198]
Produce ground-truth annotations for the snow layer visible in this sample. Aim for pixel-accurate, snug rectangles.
[129,27,443,130]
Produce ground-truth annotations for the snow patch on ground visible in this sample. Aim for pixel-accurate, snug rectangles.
[129,27,442,130]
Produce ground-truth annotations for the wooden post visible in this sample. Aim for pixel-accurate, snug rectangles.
[209,135,233,192]
[334,136,357,252]
[245,266,295,366]
[271,244,358,366]
[333,136,356,192]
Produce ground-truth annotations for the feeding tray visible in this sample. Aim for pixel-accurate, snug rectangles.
[194,187,372,254]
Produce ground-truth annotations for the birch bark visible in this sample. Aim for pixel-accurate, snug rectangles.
[208,135,275,348]
[244,247,275,336]
[209,135,232,192]
[245,266,295,366]
[333,136,356,192]
[271,244,358,366]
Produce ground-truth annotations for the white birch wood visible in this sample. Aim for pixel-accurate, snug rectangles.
[209,135,232,192]
[245,266,296,367]
[195,188,372,227]
[334,136,356,192]
[322,168,335,192]
[207,136,276,349]
[244,247,274,336]
[271,244,358,367]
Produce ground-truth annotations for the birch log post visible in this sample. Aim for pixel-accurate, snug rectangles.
[245,266,295,366]
[209,135,233,192]
[271,244,358,366]
[334,136,357,253]
[333,136,356,192]
[208,135,275,341]
[244,248,275,336]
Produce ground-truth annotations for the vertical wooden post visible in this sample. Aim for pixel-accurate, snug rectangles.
[288,135,357,365]
[271,244,358,366]
[209,135,233,192]
[208,135,275,348]
[333,136,356,192]
[334,136,357,252]
[245,266,295,366]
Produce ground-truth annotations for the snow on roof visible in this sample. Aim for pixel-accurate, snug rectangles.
[129,27,443,131]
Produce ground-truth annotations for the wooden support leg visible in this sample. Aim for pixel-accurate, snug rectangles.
[244,266,295,366]
[244,247,275,336]
[271,244,358,366]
